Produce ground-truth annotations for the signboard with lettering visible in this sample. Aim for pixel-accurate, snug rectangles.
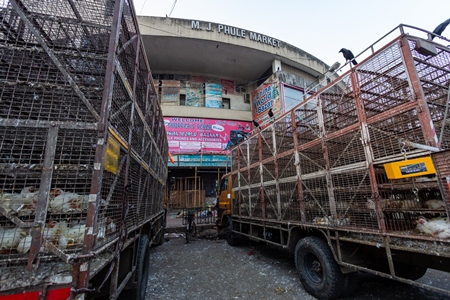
[191,20,281,48]
[251,81,282,125]
[164,117,252,154]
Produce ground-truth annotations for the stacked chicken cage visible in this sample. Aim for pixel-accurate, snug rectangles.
[0,0,167,297]
[230,25,450,239]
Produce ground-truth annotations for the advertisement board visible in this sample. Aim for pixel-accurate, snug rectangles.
[164,117,252,154]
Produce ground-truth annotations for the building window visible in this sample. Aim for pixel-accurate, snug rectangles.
[180,94,186,106]
[222,98,230,109]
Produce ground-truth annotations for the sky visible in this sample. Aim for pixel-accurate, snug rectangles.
[132,0,449,68]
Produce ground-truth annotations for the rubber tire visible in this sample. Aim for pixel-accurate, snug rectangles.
[125,235,150,300]
[226,216,239,246]
[294,237,345,300]
[394,262,427,280]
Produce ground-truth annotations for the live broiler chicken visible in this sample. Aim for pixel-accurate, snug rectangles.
[17,221,66,253]
[0,226,26,252]
[58,221,86,250]
[0,186,38,213]
[416,216,450,239]
[49,191,89,212]
[424,199,446,210]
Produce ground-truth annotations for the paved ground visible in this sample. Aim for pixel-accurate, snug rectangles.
[146,210,450,300]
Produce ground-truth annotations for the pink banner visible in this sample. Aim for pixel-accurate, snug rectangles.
[164,117,252,154]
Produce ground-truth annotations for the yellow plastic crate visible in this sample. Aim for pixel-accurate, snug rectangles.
[383,156,436,179]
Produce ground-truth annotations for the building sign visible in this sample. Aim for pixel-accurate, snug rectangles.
[252,81,281,124]
[191,20,281,48]
[205,83,222,108]
[164,117,252,154]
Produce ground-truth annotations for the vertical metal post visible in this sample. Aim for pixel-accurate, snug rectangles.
[291,110,306,222]
[75,0,125,294]
[400,37,439,148]
[350,69,387,233]
[27,125,58,270]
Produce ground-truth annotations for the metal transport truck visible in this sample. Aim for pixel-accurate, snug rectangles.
[0,0,167,299]
[217,25,450,300]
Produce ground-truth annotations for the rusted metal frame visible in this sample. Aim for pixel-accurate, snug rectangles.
[9,0,101,122]
[111,270,134,299]
[115,30,147,298]
[72,0,124,296]
[11,0,53,44]
[56,19,83,54]
[339,260,450,296]
[316,95,337,220]
[351,69,387,233]
[67,0,97,47]
[383,235,396,276]
[291,110,305,221]
[256,132,265,219]
[243,144,253,217]
[365,101,418,127]
[269,126,282,219]
[412,55,450,79]
[357,89,409,113]
[0,205,37,227]
[357,62,406,92]
[419,77,450,91]
[401,36,440,148]
[0,118,98,130]
[110,101,132,122]
[134,96,165,170]
[27,125,58,270]
[359,79,412,104]
[117,34,138,57]
[0,12,26,43]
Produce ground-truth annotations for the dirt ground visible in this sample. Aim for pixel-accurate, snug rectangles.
[145,228,450,300]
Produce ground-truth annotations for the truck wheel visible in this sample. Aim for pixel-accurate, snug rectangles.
[122,235,150,300]
[294,237,344,300]
[226,216,239,246]
[394,262,427,280]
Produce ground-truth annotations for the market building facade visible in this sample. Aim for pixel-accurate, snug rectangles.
[137,16,336,208]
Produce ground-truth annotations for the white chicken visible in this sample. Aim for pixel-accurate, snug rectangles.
[16,235,32,254]
[424,199,446,210]
[0,186,38,213]
[44,220,61,243]
[416,216,450,239]
[0,226,27,251]
[58,221,86,249]
[49,192,88,212]
[17,223,60,254]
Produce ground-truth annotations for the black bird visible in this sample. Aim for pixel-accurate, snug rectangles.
[268,108,274,118]
[432,18,450,40]
[252,119,260,128]
[339,48,357,65]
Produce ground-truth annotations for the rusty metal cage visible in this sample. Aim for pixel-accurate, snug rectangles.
[0,0,167,295]
[230,25,450,239]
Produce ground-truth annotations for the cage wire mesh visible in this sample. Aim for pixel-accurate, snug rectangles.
[0,0,167,293]
[230,32,450,240]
